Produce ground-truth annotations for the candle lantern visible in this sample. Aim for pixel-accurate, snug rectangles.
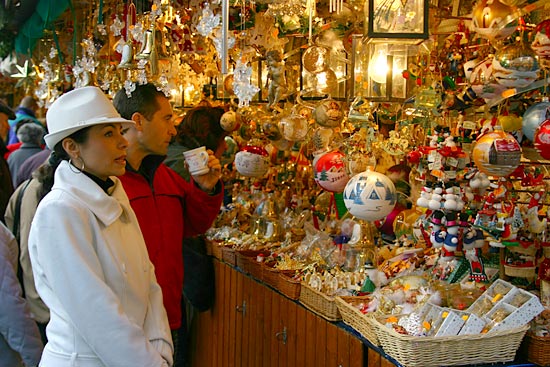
[351,36,416,102]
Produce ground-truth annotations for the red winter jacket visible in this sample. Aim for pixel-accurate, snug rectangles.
[119,155,223,329]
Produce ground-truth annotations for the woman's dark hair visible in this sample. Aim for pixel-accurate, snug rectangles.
[113,83,165,120]
[176,106,226,151]
[33,126,91,201]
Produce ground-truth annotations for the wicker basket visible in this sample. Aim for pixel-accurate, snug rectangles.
[277,271,301,300]
[524,333,550,366]
[236,250,268,278]
[334,296,378,346]
[210,242,225,260]
[262,261,281,289]
[299,283,341,322]
[221,246,237,266]
[372,317,528,367]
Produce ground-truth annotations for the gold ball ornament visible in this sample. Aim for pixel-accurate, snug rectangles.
[224,74,235,95]
[472,128,521,177]
[498,115,522,132]
[470,0,518,42]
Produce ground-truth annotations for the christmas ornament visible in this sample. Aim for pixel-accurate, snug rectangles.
[302,45,330,74]
[343,169,397,222]
[314,151,350,193]
[534,119,550,159]
[196,4,220,37]
[278,112,308,141]
[470,0,518,42]
[522,102,550,141]
[492,42,539,88]
[472,127,521,177]
[313,98,344,128]
[234,145,270,177]
[232,59,260,107]
[532,19,550,68]
[220,110,239,132]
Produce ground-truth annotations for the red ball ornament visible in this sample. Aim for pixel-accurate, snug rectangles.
[534,119,550,159]
[314,151,350,193]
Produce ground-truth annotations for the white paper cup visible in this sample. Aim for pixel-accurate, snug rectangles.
[183,146,210,176]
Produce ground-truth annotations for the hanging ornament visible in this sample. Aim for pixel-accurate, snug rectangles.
[532,19,550,68]
[522,102,550,141]
[110,15,125,37]
[470,0,518,43]
[197,4,220,37]
[313,151,350,193]
[534,119,550,159]
[343,169,397,222]
[234,145,270,177]
[492,42,539,88]
[472,127,521,177]
[302,45,330,74]
[278,111,309,141]
[232,59,260,107]
[220,110,239,132]
[313,98,343,128]
[124,79,136,98]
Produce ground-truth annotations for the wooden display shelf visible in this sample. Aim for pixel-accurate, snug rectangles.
[189,258,536,367]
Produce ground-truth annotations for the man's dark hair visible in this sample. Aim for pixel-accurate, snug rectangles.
[113,83,166,121]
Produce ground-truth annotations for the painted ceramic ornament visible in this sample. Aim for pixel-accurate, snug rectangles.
[313,99,344,128]
[472,128,521,177]
[314,151,350,193]
[522,102,550,141]
[343,169,397,222]
[234,145,270,177]
[220,110,239,131]
[492,43,539,88]
[470,0,518,42]
[534,119,550,159]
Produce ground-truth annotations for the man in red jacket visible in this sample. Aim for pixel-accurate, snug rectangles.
[113,83,223,366]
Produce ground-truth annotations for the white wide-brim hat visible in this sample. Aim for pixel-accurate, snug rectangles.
[45,86,134,149]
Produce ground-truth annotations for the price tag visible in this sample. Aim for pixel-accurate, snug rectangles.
[447,157,458,167]
[446,170,457,179]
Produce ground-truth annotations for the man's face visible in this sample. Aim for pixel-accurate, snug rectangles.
[138,95,176,156]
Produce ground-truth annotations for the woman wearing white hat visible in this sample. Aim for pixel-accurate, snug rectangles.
[28,86,173,367]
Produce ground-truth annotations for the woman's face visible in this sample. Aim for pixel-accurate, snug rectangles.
[77,123,129,180]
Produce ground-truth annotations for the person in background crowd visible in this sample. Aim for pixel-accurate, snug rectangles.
[164,106,228,366]
[7,123,45,186]
[0,99,15,222]
[165,106,227,179]
[7,96,42,145]
[13,147,50,187]
[113,83,223,367]
[28,86,173,367]
[5,160,52,344]
[0,221,43,367]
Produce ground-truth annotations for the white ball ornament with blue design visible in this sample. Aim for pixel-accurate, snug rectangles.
[343,170,397,222]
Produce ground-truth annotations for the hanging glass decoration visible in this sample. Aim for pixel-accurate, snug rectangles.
[233,59,260,107]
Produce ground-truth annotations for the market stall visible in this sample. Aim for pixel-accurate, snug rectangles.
[2,0,550,366]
